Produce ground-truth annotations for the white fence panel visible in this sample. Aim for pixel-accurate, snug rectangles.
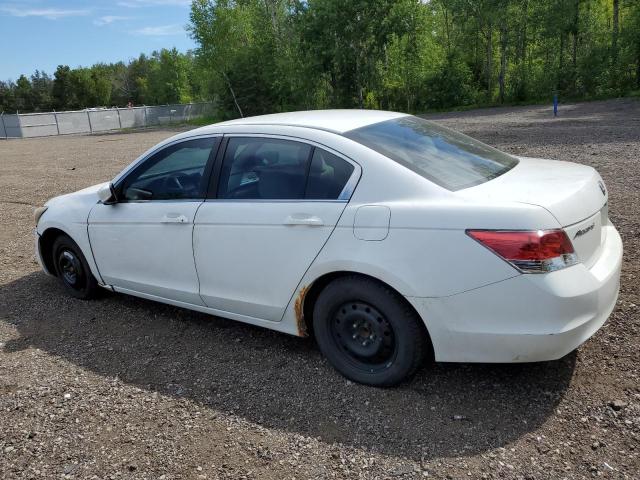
[89,109,121,132]
[19,113,58,137]
[3,114,23,138]
[56,111,91,135]
[146,105,173,125]
[0,114,6,138]
[1,102,214,139]
[119,107,146,129]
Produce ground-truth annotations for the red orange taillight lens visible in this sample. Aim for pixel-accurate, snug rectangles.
[466,229,578,273]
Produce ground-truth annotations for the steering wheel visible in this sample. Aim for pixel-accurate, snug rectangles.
[162,172,188,193]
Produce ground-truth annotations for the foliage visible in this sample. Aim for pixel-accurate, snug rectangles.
[3,0,640,116]
[0,48,201,113]
[189,0,640,118]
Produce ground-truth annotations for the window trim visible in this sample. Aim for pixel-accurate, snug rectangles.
[206,133,361,203]
[113,134,222,203]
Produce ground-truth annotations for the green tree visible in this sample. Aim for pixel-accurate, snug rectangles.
[14,75,33,112]
[52,65,73,110]
[30,70,53,111]
[157,48,193,104]
[5,0,640,115]
[0,81,17,112]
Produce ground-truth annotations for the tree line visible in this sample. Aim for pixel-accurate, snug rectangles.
[0,48,202,113]
[190,0,640,117]
[3,0,639,116]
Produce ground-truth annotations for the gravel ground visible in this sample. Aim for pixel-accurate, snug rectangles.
[0,99,638,479]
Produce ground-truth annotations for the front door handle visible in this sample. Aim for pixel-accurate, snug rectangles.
[284,214,324,226]
[162,213,189,223]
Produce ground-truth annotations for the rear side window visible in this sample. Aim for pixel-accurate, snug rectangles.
[344,116,518,191]
[305,149,355,200]
[217,137,355,200]
[218,137,312,199]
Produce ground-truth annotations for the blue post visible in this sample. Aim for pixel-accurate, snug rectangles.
[553,94,558,117]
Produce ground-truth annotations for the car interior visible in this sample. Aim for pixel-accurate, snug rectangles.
[119,137,355,202]
[220,139,353,200]
[121,143,213,201]
[220,139,311,199]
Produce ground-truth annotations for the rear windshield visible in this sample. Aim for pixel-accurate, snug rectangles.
[344,116,518,191]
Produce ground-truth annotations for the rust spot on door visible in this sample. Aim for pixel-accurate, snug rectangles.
[294,285,310,337]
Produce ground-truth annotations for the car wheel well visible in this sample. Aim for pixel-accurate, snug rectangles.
[301,272,433,357]
[39,228,68,275]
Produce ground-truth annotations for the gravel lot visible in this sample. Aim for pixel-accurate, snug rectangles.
[0,99,638,479]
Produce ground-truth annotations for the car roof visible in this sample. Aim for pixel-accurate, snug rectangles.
[200,109,409,134]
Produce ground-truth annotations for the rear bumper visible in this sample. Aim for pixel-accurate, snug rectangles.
[407,225,622,363]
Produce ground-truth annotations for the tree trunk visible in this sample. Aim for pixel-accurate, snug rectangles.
[486,22,493,99]
[515,0,528,96]
[442,6,452,58]
[472,24,477,70]
[560,33,565,71]
[264,0,279,35]
[572,0,579,90]
[355,51,364,108]
[499,24,508,103]
[637,45,640,88]
[222,71,243,118]
[612,0,619,64]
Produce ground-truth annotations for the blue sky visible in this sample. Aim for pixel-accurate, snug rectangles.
[1,0,196,81]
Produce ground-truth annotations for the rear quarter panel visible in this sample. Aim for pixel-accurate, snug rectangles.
[278,133,564,334]
[297,153,564,299]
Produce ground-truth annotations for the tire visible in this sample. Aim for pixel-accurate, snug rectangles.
[312,276,428,387]
[52,234,99,300]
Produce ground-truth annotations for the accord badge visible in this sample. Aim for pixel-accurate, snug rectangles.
[574,223,595,239]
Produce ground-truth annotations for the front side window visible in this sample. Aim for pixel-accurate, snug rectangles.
[344,116,518,191]
[121,137,216,201]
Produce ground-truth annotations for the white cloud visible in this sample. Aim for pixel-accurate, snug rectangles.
[132,23,185,36]
[118,0,190,7]
[0,6,90,20]
[94,15,131,26]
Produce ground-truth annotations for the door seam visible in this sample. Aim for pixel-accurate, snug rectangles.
[192,200,208,306]
[278,201,351,323]
[85,202,107,285]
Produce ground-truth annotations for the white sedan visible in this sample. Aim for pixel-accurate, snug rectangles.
[34,110,622,386]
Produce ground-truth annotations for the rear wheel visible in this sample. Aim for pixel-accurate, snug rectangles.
[52,235,99,299]
[313,276,427,386]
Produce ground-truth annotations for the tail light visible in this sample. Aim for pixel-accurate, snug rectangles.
[466,229,578,273]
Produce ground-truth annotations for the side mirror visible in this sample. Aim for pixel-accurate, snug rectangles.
[97,182,117,205]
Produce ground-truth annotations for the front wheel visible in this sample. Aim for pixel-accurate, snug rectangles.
[52,235,99,299]
[312,276,428,387]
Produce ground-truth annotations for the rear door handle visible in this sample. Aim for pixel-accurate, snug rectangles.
[161,213,189,224]
[284,214,324,226]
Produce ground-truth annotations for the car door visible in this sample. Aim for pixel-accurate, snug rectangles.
[88,136,220,305]
[193,135,359,322]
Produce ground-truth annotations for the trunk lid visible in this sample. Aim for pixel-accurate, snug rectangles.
[459,156,609,268]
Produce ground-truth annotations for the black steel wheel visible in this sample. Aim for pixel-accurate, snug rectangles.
[330,301,398,374]
[52,234,99,299]
[313,276,429,386]
[58,249,83,288]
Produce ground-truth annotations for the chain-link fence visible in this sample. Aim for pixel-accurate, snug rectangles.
[0,102,215,139]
